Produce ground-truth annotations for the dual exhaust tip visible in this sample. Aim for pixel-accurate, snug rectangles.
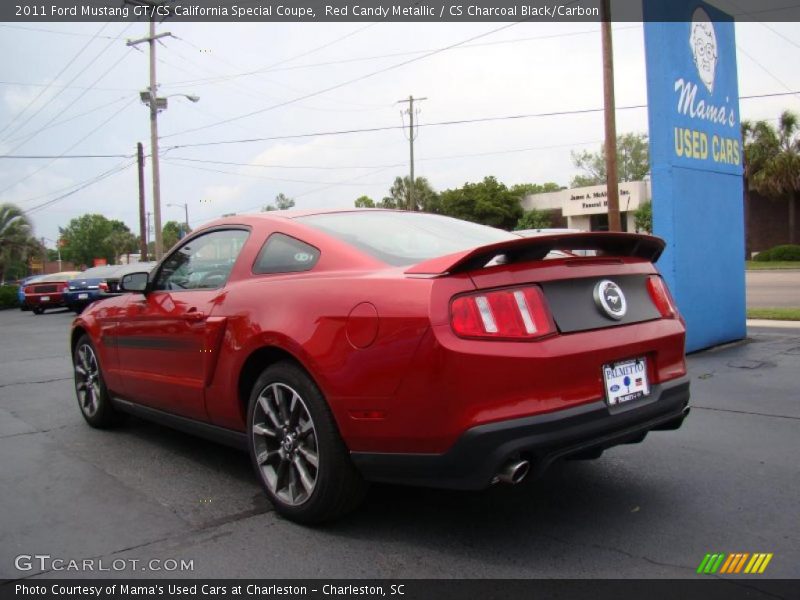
[494,458,530,485]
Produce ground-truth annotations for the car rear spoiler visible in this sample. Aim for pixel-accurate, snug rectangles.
[405,232,666,276]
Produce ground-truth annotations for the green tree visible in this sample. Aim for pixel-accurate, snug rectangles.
[743,111,800,244]
[515,209,552,230]
[634,200,652,233]
[162,220,190,251]
[509,182,563,199]
[382,176,438,211]
[263,193,296,212]
[59,214,116,267]
[105,228,139,263]
[0,203,40,281]
[438,176,523,230]
[354,195,376,208]
[570,133,650,188]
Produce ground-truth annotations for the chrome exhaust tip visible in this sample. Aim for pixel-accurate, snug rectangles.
[494,459,530,485]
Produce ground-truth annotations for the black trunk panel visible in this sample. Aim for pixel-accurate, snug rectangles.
[541,274,660,333]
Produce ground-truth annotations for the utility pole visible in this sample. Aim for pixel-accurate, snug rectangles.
[398,95,427,211]
[137,142,148,262]
[601,0,622,232]
[126,2,172,259]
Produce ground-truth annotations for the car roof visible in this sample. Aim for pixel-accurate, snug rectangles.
[197,208,405,229]
[38,271,83,282]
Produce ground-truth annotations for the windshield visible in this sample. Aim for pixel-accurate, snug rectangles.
[297,211,518,266]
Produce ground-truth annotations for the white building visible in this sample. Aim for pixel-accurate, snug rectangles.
[521,180,650,232]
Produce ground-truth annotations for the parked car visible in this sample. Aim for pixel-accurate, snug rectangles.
[516,228,596,256]
[18,275,46,311]
[64,263,157,314]
[71,210,689,523]
[23,271,82,314]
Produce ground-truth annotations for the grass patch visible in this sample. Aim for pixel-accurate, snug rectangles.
[746,261,800,270]
[747,308,800,321]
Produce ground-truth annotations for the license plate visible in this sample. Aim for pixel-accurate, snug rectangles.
[40,296,50,302]
[603,358,650,406]
[78,293,89,300]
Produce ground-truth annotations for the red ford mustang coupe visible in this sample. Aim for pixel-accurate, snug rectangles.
[71,210,689,523]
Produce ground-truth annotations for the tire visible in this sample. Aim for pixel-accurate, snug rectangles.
[247,361,367,524]
[32,307,44,315]
[72,335,120,428]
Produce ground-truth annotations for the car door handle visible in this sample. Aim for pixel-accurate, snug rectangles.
[184,310,206,322]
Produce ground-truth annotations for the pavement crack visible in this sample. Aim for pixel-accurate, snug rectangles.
[0,377,71,389]
[0,424,69,439]
[692,405,800,421]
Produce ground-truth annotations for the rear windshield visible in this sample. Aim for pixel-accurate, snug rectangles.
[297,211,518,266]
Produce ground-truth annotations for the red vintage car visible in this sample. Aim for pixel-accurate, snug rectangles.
[71,210,689,523]
[24,271,82,314]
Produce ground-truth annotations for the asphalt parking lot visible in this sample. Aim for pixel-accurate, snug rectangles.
[0,308,798,580]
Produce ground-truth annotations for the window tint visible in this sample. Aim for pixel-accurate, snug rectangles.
[297,211,518,266]
[154,229,249,291]
[253,233,320,274]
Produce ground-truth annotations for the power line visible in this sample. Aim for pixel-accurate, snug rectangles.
[1,98,137,197]
[0,80,137,92]
[4,96,131,145]
[0,153,133,160]
[164,25,641,87]
[166,22,380,88]
[0,22,111,141]
[161,90,800,151]
[165,139,602,172]
[0,23,126,40]
[161,20,524,139]
[23,160,137,215]
[2,23,135,147]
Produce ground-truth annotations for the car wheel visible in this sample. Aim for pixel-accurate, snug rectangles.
[247,361,367,524]
[32,307,44,315]
[73,335,119,428]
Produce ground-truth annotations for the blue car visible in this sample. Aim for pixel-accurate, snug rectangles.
[64,263,156,314]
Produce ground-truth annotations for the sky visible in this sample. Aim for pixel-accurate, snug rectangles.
[0,8,799,248]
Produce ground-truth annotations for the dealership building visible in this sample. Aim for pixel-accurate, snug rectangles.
[521,180,650,233]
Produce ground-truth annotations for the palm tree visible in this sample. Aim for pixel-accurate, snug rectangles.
[0,203,39,282]
[743,111,800,244]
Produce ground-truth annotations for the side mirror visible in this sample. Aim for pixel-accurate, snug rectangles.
[119,272,150,293]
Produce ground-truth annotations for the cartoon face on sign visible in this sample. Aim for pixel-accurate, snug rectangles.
[690,7,718,94]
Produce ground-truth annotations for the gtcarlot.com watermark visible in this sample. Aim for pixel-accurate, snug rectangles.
[15,554,194,573]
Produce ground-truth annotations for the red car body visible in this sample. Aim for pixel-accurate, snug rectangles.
[24,272,81,314]
[71,210,689,521]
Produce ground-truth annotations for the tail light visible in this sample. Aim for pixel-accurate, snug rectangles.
[451,286,556,340]
[99,281,109,293]
[24,286,33,294]
[647,275,679,319]
[60,284,69,293]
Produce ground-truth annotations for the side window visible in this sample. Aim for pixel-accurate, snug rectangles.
[253,233,320,275]
[154,229,249,291]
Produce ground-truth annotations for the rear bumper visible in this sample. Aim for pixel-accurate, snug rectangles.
[24,294,65,309]
[351,375,690,490]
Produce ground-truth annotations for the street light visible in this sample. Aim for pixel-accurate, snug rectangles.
[41,237,62,272]
[138,86,200,260]
[166,202,190,237]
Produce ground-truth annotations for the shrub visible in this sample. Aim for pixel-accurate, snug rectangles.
[0,285,19,309]
[754,244,800,261]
